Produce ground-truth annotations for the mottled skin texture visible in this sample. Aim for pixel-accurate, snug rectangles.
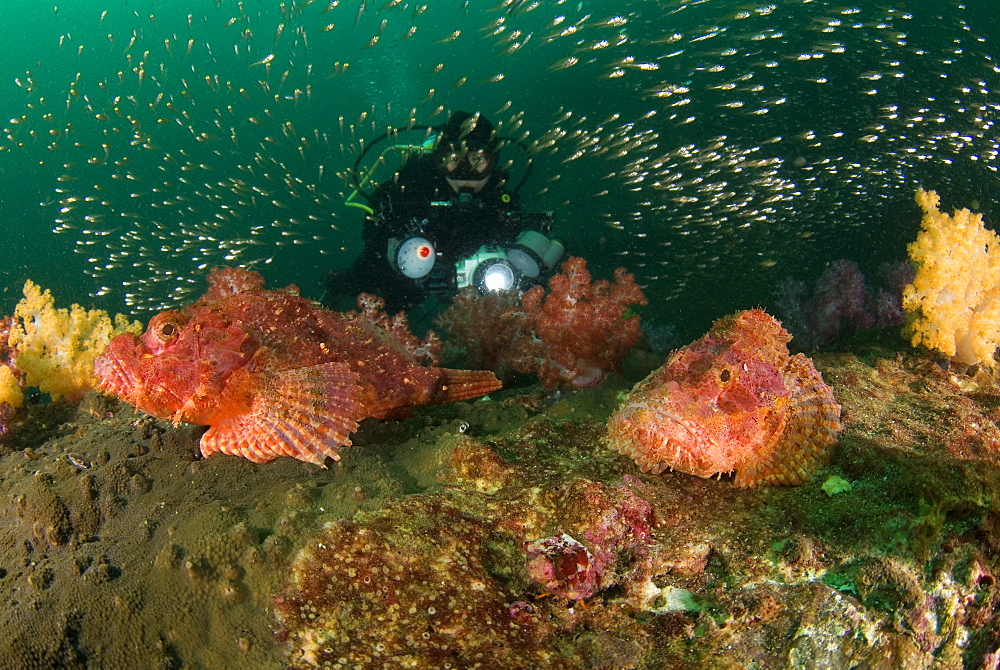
[95,267,501,465]
[607,309,841,488]
[524,533,599,601]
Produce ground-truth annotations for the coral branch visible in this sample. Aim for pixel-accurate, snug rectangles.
[902,188,1000,366]
[773,259,912,350]
[437,257,647,389]
[7,281,142,402]
[351,292,442,367]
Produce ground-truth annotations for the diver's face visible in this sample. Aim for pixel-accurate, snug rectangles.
[439,142,495,192]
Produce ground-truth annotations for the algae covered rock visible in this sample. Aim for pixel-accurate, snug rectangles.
[275,496,552,668]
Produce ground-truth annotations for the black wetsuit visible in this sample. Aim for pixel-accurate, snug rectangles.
[329,156,524,312]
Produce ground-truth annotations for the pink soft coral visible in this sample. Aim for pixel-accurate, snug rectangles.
[434,288,527,379]
[514,257,647,388]
[437,257,647,389]
[353,293,442,367]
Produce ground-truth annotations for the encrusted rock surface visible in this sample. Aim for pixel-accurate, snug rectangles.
[1,347,1000,668]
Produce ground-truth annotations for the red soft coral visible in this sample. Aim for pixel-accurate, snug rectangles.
[437,257,647,389]
[353,293,442,367]
[512,257,647,388]
[434,288,529,379]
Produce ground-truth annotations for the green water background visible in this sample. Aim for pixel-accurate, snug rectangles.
[0,0,996,341]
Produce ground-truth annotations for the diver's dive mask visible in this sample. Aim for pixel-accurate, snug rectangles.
[437,142,496,192]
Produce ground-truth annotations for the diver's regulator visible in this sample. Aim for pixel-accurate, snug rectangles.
[388,227,565,296]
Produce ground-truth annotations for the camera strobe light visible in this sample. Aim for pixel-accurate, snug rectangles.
[474,258,519,293]
[391,237,436,279]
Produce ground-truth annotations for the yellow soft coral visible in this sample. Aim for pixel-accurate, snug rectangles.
[0,366,24,408]
[7,281,142,401]
[902,188,1000,366]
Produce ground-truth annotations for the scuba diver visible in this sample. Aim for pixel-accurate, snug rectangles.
[323,110,564,313]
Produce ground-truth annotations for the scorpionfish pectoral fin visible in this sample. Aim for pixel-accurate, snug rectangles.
[733,354,842,488]
[199,360,365,465]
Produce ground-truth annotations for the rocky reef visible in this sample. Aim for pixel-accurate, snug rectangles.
[1,342,1000,667]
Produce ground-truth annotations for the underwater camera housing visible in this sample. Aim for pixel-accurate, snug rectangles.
[389,205,561,297]
[454,227,566,296]
[355,123,561,297]
[455,246,519,294]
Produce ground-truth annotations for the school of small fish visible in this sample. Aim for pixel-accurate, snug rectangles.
[3,0,998,315]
